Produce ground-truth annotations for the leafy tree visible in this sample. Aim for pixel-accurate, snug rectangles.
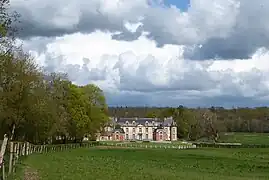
[81,84,109,140]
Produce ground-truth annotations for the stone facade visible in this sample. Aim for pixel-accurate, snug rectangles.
[97,117,177,141]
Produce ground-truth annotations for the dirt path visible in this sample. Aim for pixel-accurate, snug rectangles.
[24,166,39,180]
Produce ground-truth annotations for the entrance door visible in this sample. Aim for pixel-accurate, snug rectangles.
[139,134,142,141]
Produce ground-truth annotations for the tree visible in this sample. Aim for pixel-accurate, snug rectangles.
[0,0,19,53]
[0,52,41,140]
[81,84,109,140]
[198,109,226,142]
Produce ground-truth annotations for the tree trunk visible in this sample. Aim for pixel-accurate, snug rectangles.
[214,132,219,142]
[10,124,16,141]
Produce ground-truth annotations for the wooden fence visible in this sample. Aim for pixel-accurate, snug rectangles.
[0,136,99,180]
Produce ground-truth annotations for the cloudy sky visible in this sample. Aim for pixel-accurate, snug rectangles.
[9,0,269,107]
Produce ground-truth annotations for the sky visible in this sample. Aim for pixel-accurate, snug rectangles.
[163,0,190,10]
[9,0,269,108]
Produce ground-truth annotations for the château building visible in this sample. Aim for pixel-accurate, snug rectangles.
[97,117,177,141]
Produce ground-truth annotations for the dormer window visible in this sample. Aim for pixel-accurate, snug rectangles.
[132,121,136,125]
[145,121,148,126]
[126,121,129,126]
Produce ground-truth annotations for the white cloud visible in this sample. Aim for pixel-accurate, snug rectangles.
[10,0,269,107]
[22,31,269,107]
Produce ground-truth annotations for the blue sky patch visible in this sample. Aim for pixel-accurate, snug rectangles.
[163,0,190,11]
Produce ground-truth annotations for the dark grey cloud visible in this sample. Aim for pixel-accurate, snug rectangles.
[11,0,144,39]
[198,95,268,108]
[183,0,269,60]
[12,0,269,60]
[111,25,143,41]
[107,90,269,108]
[106,92,152,107]
[183,24,269,60]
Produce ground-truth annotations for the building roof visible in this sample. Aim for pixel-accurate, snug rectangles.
[163,117,174,126]
[109,117,176,127]
[117,117,158,123]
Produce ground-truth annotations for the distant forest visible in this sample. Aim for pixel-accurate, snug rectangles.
[108,106,269,141]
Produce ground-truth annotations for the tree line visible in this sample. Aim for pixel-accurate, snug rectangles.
[108,106,269,142]
[0,0,109,144]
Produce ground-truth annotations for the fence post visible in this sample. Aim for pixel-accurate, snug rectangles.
[0,134,8,180]
[2,162,5,180]
[8,142,14,175]
[13,143,17,173]
[15,143,19,164]
[19,143,22,156]
[22,143,25,156]
[24,143,27,155]
[26,142,30,155]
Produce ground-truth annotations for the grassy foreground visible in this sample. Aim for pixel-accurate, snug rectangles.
[13,147,269,180]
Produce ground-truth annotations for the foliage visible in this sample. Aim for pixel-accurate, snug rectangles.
[0,0,109,144]
[12,148,269,180]
[108,106,269,141]
[0,65,109,143]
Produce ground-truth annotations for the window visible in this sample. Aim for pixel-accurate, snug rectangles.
[160,135,163,140]
[133,134,135,140]
[146,128,148,133]
[173,128,176,133]
[126,128,129,132]
[132,121,136,125]
[139,128,142,132]
[126,134,129,140]
[133,128,135,132]
[126,121,129,126]
[116,135,119,140]
[145,121,148,126]
[146,134,148,139]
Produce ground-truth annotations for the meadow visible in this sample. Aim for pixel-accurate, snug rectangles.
[12,147,269,180]
[218,132,269,144]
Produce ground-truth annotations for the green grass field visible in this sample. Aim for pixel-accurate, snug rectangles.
[12,147,269,180]
[219,132,269,144]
